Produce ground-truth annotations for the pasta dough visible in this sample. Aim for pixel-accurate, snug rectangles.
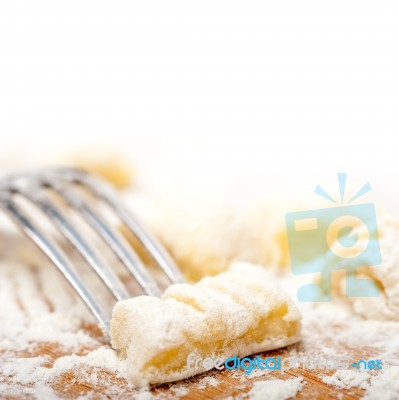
[123,193,284,281]
[110,263,302,387]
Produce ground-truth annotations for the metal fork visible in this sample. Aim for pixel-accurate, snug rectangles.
[0,167,184,338]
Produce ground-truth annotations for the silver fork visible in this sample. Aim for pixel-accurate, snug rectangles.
[0,167,184,338]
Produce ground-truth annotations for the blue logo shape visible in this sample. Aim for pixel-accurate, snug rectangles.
[285,174,381,302]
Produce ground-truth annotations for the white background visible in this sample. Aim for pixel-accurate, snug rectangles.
[0,1,398,208]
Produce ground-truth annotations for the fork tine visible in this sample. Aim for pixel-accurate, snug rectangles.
[0,193,111,337]
[53,168,185,284]
[44,182,162,297]
[99,196,185,284]
[13,186,130,301]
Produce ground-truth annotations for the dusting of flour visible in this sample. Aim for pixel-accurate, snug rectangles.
[246,377,304,400]
[322,367,399,400]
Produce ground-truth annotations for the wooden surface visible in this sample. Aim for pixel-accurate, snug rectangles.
[1,320,376,400]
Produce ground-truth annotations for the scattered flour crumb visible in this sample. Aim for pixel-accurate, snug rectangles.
[34,386,60,400]
[134,389,157,400]
[365,366,399,400]
[228,369,268,383]
[322,366,399,400]
[246,377,305,400]
[170,384,190,397]
[246,368,270,380]
[133,384,189,400]
[321,369,371,390]
[196,376,220,389]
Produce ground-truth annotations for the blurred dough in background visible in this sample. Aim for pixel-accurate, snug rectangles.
[124,191,286,282]
[0,146,289,282]
[73,150,292,281]
[0,140,135,189]
[327,217,399,322]
[71,150,134,189]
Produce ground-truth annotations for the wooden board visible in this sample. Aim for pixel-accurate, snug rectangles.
[1,320,375,400]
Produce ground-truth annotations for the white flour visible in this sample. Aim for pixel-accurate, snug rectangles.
[322,367,399,400]
[246,377,304,400]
